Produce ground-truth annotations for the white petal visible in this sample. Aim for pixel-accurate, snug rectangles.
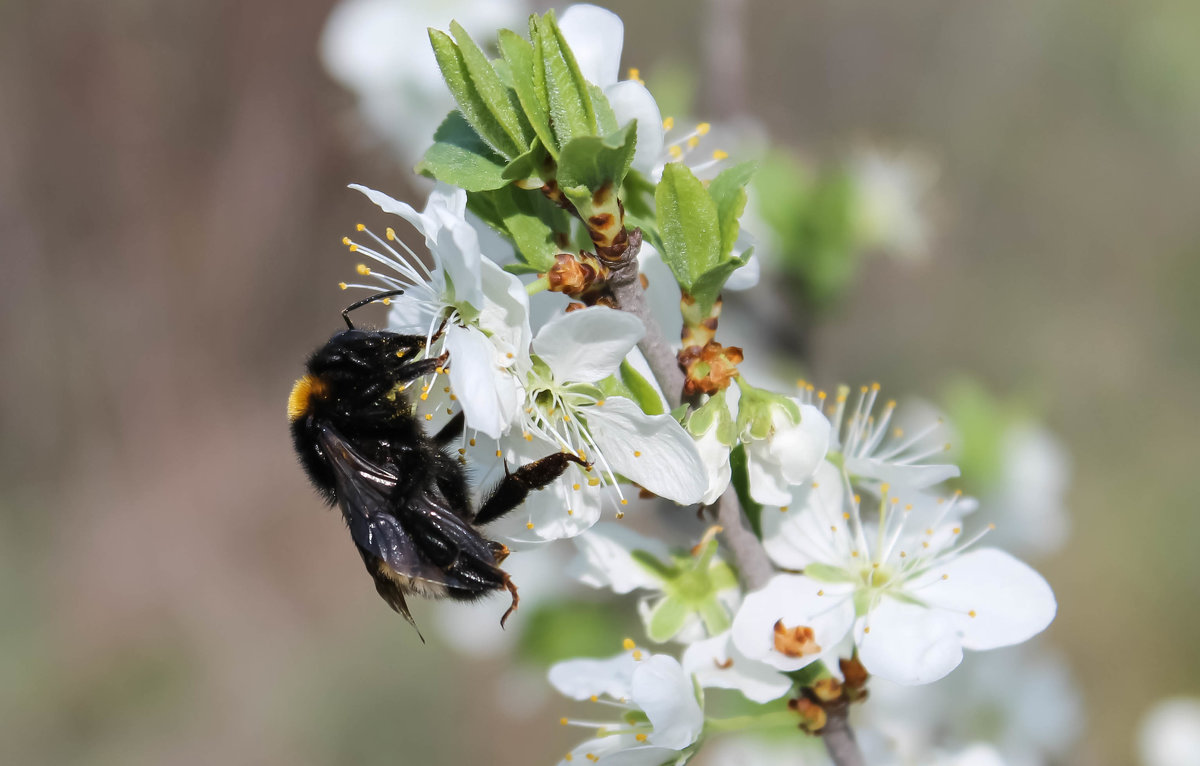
[913,548,1056,651]
[605,80,664,174]
[549,651,637,700]
[730,575,856,672]
[586,398,706,504]
[1139,698,1200,766]
[631,656,704,750]
[445,324,516,440]
[534,306,645,383]
[349,183,428,234]
[694,428,732,506]
[774,404,832,484]
[635,244,684,347]
[744,448,792,506]
[557,4,624,88]
[847,457,960,490]
[566,523,671,594]
[560,738,681,766]
[478,258,532,359]
[760,461,846,570]
[484,435,603,545]
[856,596,964,685]
[682,631,793,704]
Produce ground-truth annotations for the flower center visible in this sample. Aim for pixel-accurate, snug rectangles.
[773,620,822,658]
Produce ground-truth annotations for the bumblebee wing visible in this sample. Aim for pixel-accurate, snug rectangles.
[316,425,503,594]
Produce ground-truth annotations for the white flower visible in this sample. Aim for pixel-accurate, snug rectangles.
[737,460,1056,685]
[486,307,707,545]
[320,0,526,165]
[1139,698,1200,766]
[568,524,740,643]
[342,183,529,439]
[864,647,1084,766]
[804,382,960,492]
[550,647,704,765]
[739,383,832,506]
[986,423,1071,558]
[848,147,937,261]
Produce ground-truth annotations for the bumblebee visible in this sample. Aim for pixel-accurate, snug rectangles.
[289,290,582,637]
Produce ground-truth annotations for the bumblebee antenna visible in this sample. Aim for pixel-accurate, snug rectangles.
[342,289,405,329]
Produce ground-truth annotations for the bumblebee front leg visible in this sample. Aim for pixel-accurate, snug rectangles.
[474,452,589,525]
[500,573,519,628]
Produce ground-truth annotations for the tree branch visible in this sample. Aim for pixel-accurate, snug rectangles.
[821,701,865,766]
[606,229,685,410]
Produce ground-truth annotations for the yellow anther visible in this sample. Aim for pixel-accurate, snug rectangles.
[853,494,861,504]
[588,478,600,486]
[632,650,643,660]
[953,527,962,534]
[419,393,428,401]
[587,755,598,763]
[633,450,641,457]
[572,483,580,491]
[565,754,573,762]
[355,223,365,231]
[988,522,997,530]
[817,391,827,400]
[567,509,574,516]
[623,638,636,650]
[381,298,390,305]
[712,149,729,160]
[860,385,869,394]
[851,551,859,558]
[635,733,648,742]
[356,264,370,275]
[385,227,396,241]
[942,574,949,580]
[944,443,953,451]
[905,503,913,511]
[620,499,628,505]
[424,413,433,421]
[596,400,605,406]
[893,428,904,438]
[687,136,700,149]
[524,432,533,442]
[590,695,599,702]
[669,145,683,159]
[627,67,642,83]
[341,236,351,246]
[872,382,881,391]
[458,449,465,456]
[469,438,476,446]
[881,483,891,494]
[506,352,514,359]
[817,589,824,596]
[969,610,977,618]
[863,626,871,634]
[900,551,907,558]
[616,511,625,519]
[780,506,788,513]
[338,282,348,290]
[348,244,358,253]
[662,116,675,130]
[435,366,444,374]
[496,450,502,457]
[696,122,711,135]
[842,512,850,520]
[830,525,837,532]
[526,522,535,530]
[560,717,569,726]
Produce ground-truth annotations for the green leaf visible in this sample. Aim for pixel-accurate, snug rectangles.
[557,121,638,211]
[502,138,551,184]
[656,162,721,302]
[646,597,691,643]
[467,184,569,271]
[688,246,753,316]
[619,359,664,416]
[728,444,764,537]
[517,600,634,665]
[537,10,597,148]
[707,161,757,258]
[590,83,619,134]
[417,111,509,191]
[499,29,557,159]
[429,28,521,159]
[449,21,530,154]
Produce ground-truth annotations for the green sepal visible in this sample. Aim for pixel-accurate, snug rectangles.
[590,83,619,134]
[557,121,638,214]
[536,10,597,148]
[428,28,519,160]
[498,28,557,159]
[735,379,801,441]
[619,359,664,416]
[802,563,850,583]
[728,444,764,537]
[448,21,531,155]
[418,111,509,192]
[645,597,691,643]
[687,245,753,314]
[788,660,832,688]
[596,372,635,402]
[687,389,737,445]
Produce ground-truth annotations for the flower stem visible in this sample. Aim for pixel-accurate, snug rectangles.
[704,711,799,734]
[526,275,550,296]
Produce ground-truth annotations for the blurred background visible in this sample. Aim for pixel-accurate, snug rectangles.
[2,0,1198,764]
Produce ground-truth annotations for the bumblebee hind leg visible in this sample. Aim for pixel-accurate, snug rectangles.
[360,551,425,642]
[474,452,589,525]
[500,574,519,629]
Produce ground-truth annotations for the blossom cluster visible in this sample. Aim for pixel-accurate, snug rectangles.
[318,3,1071,764]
